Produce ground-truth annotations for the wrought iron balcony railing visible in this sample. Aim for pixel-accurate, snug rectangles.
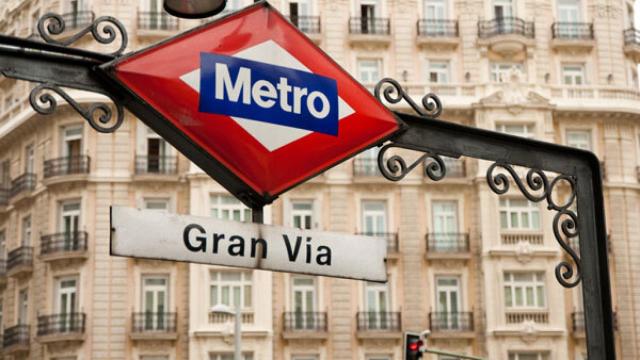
[44,155,90,178]
[37,313,86,336]
[356,311,401,331]
[40,231,88,256]
[3,324,29,348]
[426,233,470,253]
[356,232,399,253]
[137,11,179,31]
[60,11,95,29]
[478,17,535,38]
[135,155,177,175]
[0,187,8,206]
[7,246,33,272]
[349,17,390,35]
[131,312,177,333]
[417,19,458,37]
[283,312,328,332]
[624,28,640,45]
[353,158,382,176]
[10,173,36,198]
[551,22,594,40]
[429,311,474,331]
[289,15,321,34]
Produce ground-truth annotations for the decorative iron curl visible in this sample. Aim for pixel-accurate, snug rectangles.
[37,13,128,56]
[374,78,442,118]
[29,83,124,133]
[486,162,581,288]
[377,143,447,181]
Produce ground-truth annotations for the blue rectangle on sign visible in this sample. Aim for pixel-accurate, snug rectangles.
[199,53,339,136]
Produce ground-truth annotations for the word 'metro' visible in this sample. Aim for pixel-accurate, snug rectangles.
[199,52,339,135]
[183,223,332,266]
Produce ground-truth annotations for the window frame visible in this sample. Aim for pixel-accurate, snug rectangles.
[209,270,253,311]
[499,198,541,231]
[503,272,547,309]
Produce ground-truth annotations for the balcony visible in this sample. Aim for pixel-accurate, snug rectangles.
[425,233,470,260]
[477,17,535,55]
[348,17,391,45]
[551,22,594,52]
[624,28,640,61]
[60,11,95,30]
[416,19,459,48]
[282,312,328,339]
[134,155,178,178]
[356,232,399,255]
[505,310,549,324]
[43,155,90,181]
[40,231,89,262]
[353,158,382,177]
[6,246,33,277]
[500,232,543,245]
[9,173,36,200]
[137,11,179,35]
[289,15,321,42]
[3,324,29,355]
[356,312,402,339]
[130,312,177,341]
[37,313,85,343]
[428,312,474,338]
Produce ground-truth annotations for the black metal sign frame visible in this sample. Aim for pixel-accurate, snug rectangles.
[0,10,614,359]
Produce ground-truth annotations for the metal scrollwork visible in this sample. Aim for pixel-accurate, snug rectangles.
[29,83,124,133]
[377,143,447,181]
[37,13,128,56]
[374,78,442,118]
[486,163,581,288]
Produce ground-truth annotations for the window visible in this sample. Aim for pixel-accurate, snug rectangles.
[211,194,252,222]
[62,125,82,158]
[24,144,34,173]
[292,276,316,329]
[362,200,388,235]
[431,200,459,250]
[60,201,80,234]
[0,159,9,188]
[18,288,28,324]
[435,276,461,329]
[562,64,586,85]
[500,198,540,230]
[493,0,514,18]
[424,0,447,19]
[557,0,581,36]
[566,130,592,150]
[427,60,450,83]
[55,277,78,331]
[364,281,390,329]
[490,62,524,82]
[144,198,170,212]
[496,123,535,138]
[291,200,314,229]
[21,215,31,246]
[142,276,169,330]
[210,271,253,310]
[145,127,169,172]
[504,272,546,309]
[357,59,382,86]
[508,352,550,360]
[210,353,253,360]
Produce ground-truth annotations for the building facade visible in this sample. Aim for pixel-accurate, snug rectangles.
[0,0,639,359]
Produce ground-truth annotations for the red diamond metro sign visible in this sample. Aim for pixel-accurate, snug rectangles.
[101,2,401,207]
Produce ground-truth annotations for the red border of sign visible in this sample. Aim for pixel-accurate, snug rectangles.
[98,1,405,208]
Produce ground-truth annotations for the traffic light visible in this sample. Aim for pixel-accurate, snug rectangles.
[404,332,423,360]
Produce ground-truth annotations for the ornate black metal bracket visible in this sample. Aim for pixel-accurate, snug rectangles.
[486,163,581,288]
[376,143,446,181]
[37,13,128,57]
[29,83,124,133]
[374,77,442,118]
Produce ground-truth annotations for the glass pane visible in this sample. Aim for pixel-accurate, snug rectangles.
[515,287,523,306]
[526,287,534,306]
[537,285,545,307]
[222,287,230,305]
[504,287,512,307]
[233,286,241,307]
[244,285,252,307]
[210,285,217,306]
[510,212,518,228]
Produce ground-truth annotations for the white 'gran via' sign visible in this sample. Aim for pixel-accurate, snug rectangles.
[110,207,388,282]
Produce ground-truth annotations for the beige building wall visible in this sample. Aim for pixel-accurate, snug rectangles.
[0,0,639,359]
